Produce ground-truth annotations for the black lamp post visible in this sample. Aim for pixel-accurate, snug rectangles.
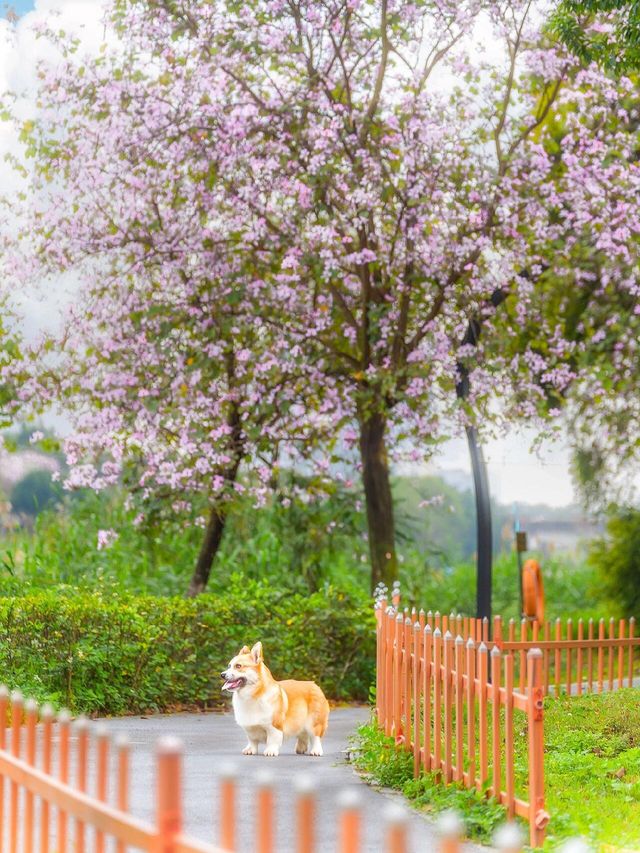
[466,425,493,622]
[456,288,509,623]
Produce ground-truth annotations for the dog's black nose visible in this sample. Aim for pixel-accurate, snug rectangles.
[220,672,227,679]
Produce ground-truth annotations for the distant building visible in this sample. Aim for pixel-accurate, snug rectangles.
[514,513,603,557]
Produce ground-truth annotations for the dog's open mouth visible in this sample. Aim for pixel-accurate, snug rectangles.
[223,677,246,692]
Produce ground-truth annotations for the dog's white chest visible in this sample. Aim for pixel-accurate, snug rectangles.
[232,688,280,729]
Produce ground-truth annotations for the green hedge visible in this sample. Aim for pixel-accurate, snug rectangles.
[0,583,375,715]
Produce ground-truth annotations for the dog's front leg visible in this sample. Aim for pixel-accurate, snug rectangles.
[263,726,283,757]
[242,733,259,755]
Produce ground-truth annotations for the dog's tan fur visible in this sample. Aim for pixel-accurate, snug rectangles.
[221,642,329,757]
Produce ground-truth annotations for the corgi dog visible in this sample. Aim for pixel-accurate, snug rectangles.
[221,641,329,757]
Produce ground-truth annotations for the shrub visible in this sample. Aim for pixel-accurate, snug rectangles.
[0,583,375,714]
[588,508,640,618]
[10,470,62,516]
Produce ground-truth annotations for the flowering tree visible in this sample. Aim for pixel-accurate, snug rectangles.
[5,0,640,592]
[2,25,328,594]
[552,0,640,71]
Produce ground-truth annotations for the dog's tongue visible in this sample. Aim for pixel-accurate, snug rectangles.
[224,678,243,690]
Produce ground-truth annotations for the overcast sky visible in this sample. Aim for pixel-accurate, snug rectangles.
[1,0,581,508]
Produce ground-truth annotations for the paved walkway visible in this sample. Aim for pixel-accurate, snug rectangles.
[96,707,486,852]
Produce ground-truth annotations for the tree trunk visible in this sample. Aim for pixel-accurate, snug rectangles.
[359,411,397,591]
[186,379,243,597]
[186,503,229,597]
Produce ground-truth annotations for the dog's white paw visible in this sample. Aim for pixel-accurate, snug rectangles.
[309,738,323,756]
[263,746,280,757]
[242,744,258,755]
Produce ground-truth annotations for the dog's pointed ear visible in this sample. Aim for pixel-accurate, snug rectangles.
[239,645,250,655]
[251,642,263,664]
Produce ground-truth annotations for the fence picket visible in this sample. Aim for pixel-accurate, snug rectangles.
[433,629,443,777]
[24,700,38,853]
[576,620,583,696]
[519,620,527,693]
[40,704,54,853]
[413,623,421,777]
[295,775,314,853]
[608,618,615,692]
[95,725,109,853]
[587,618,594,693]
[256,772,274,853]
[505,655,515,819]
[493,616,503,649]
[384,803,408,853]
[157,737,182,853]
[11,691,23,853]
[385,609,393,736]
[618,619,625,690]
[404,618,413,738]
[338,790,360,853]
[491,648,501,801]
[526,650,546,848]
[554,619,561,696]
[75,717,89,853]
[57,711,71,853]
[443,633,453,784]
[629,618,636,688]
[478,644,488,789]
[566,620,573,696]
[543,621,550,696]
[393,613,402,739]
[598,618,605,692]
[454,637,464,783]
[423,626,432,773]
[466,638,476,790]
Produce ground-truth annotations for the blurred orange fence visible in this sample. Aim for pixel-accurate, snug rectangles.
[375,595,640,849]
[0,684,521,853]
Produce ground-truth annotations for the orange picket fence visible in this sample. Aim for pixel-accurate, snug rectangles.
[375,597,640,849]
[374,602,546,847]
[493,614,638,696]
[1,683,522,853]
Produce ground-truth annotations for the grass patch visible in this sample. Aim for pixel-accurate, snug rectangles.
[540,689,640,850]
[352,689,640,850]
[350,722,506,845]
